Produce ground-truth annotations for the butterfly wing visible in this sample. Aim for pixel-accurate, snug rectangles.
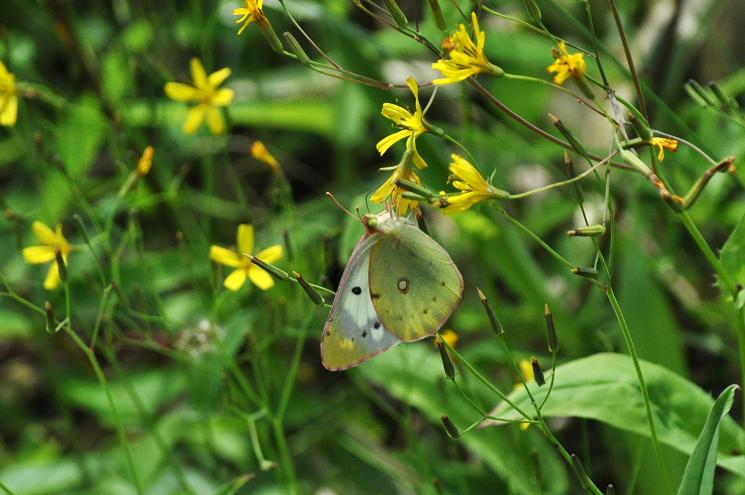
[321,233,402,371]
[369,222,463,342]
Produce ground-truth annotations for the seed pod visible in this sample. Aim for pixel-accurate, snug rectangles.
[383,0,408,29]
[291,271,325,306]
[531,358,545,386]
[544,304,558,353]
[441,415,460,439]
[436,336,456,380]
[283,32,310,66]
[477,288,504,336]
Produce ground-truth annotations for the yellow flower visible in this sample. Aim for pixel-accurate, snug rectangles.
[0,61,18,127]
[649,137,679,161]
[546,41,586,86]
[136,146,154,176]
[164,58,234,135]
[432,13,502,85]
[376,76,428,169]
[22,221,72,290]
[438,154,508,214]
[439,329,459,348]
[371,144,421,215]
[251,140,280,173]
[233,0,268,35]
[209,224,282,291]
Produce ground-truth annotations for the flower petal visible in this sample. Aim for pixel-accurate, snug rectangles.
[375,130,410,156]
[205,106,225,134]
[23,246,56,264]
[183,105,206,134]
[224,269,247,291]
[208,68,231,88]
[0,94,17,126]
[190,58,208,89]
[237,224,254,255]
[32,221,57,245]
[248,266,274,290]
[164,82,200,102]
[209,245,241,267]
[212,88,234,107]
[44,262,60,290]
[256,245,282,264]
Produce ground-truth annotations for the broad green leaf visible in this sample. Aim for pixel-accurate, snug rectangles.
[721,211,745,289]
[357,344,568,495]
[491,353,745,477]
[678,384,739,495]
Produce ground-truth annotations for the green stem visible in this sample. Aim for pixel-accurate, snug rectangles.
[62,326,143,495]
[676,211,738,296]
[605,287,669,491]
[272,418,298,495]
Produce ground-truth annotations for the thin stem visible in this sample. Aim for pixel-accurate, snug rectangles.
[507,153,613,199]
[63,326,143,495]
[496,207,575,270]
[605,287,669,493]
[272,418,298,495]
[607,0,648,121]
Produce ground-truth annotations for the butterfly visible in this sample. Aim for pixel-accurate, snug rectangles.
[321,211,464,370]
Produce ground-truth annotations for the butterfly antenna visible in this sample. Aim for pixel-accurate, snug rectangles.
[325,192,357,220]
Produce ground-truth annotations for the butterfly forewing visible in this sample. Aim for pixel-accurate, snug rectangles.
[368,222,463,342]
[321,233,402,370]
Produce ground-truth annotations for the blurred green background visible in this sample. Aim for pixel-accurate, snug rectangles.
[1,0,744,493]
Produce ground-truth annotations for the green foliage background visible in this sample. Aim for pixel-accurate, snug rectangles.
[1,0,744,494]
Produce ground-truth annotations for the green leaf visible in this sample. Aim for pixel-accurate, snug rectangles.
[678,384,739,495]
[491,353,745,477]
[721,211,745,288]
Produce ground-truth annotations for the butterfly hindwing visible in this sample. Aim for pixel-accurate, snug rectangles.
[321,233,401,371]
[368,220,463,342]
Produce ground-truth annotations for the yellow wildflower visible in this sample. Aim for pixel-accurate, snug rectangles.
[432,13,502,85]
[0,61,18,127]
[164,58,234,135]
[22,221,72,290]
[233,0,268,35]
[136,146,154,176]
[649,137,679,161]
[209,224,282,291]
[376,76,428,169]
[438,154,508,214]
[371,143,421,215]
[439,329,459,348]
[546,41,586,85]
[251,141,280,173]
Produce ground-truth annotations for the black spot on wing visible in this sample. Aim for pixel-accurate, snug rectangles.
[362,330,367,338]
[352,287,361,295]
[374,321,380,329]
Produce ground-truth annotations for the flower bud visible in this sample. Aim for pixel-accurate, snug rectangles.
[521,0,542,23]
[550,114,587,158]
[567,224,606,237]
[441,415,460,439]
[291,271,325,306]
[606,485,615,495]
[571,267,598,279]
[684,79,715,106]
[55,249,67,283]
[136,145,154,176]
[383,0,408,28]
[531,358,545,386]
[436,335,456,380]
[248,255,289,281]
[283,32,310,66]
[477,288,504,336]
[544,304,558,353]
